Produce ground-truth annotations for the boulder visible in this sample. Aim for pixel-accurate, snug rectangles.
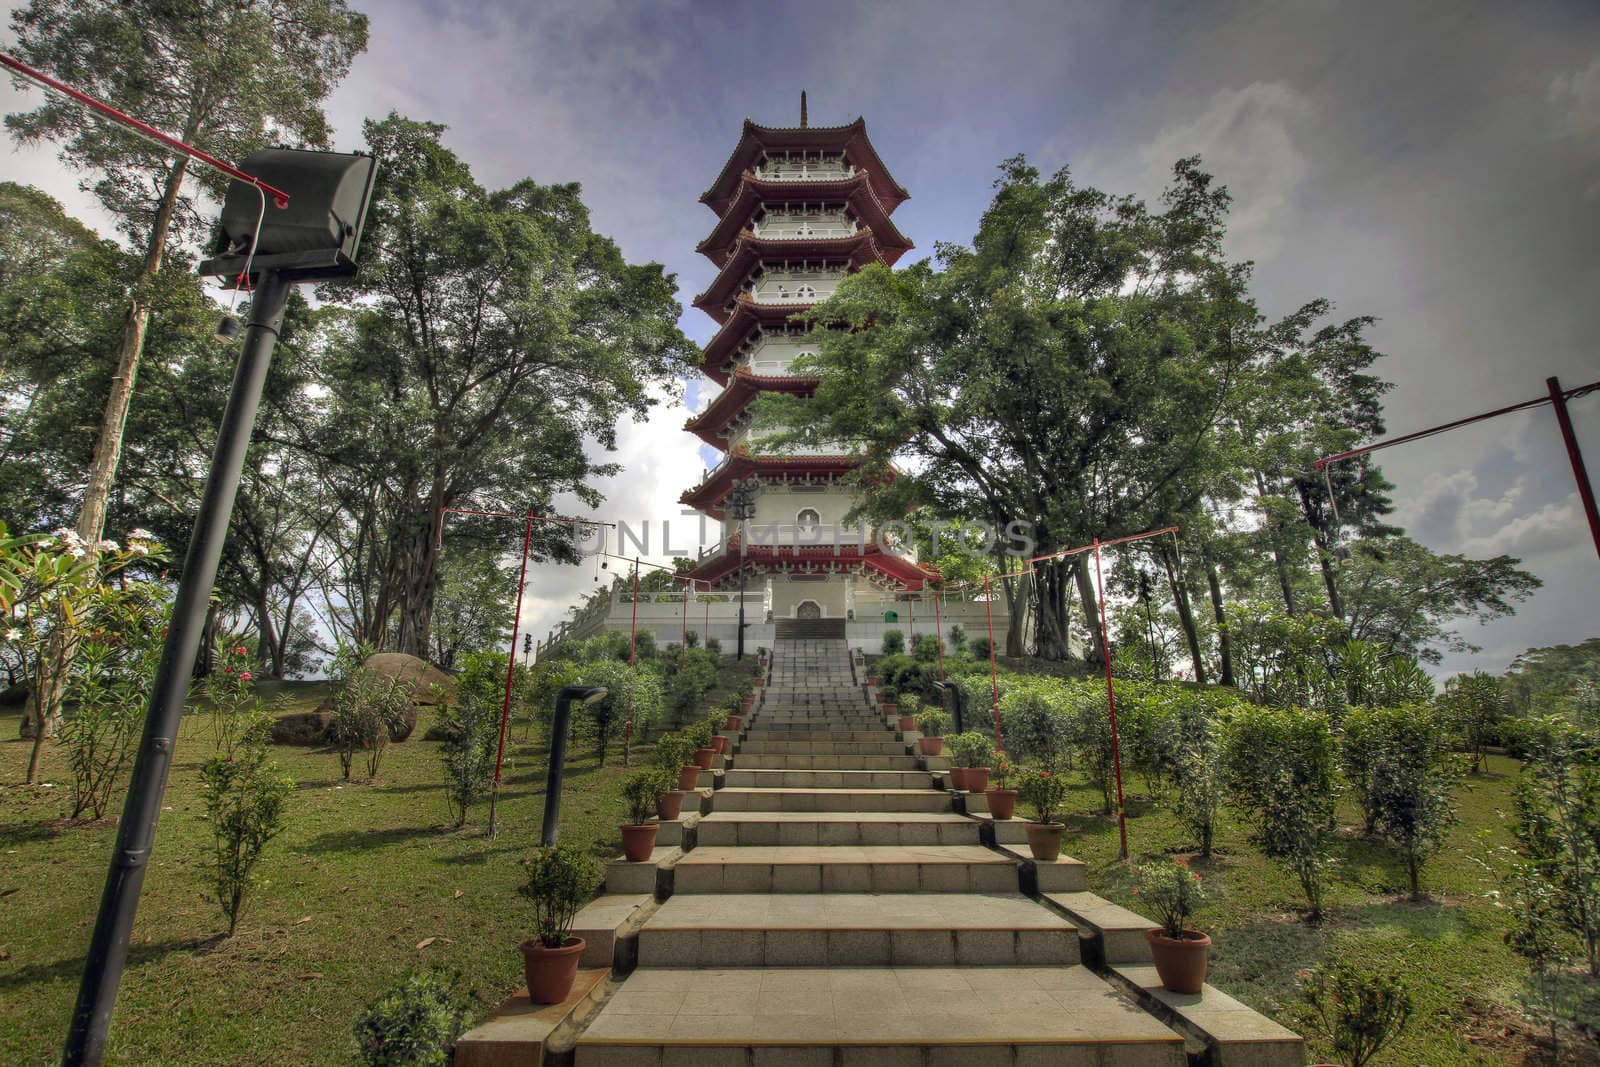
[0,682,29,708]
[363,653,454,705]
[388,705,418,743]
[270,710,335,746]
[422,720,462,744]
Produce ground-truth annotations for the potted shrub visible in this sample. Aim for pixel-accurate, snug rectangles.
[987,751,1018,820]
[884,687,903,721]
[620,770,663,862]
[948,731,995,793]
[915,708,949,755]
[656,733,701,791]
[685,720,716,770]
[518,842,601,1003]
[652,737,694,818]
[1296,959,1414,1067]
[1019,767,1070,860]
[705,713,731,756]
[1136,858,1210,994]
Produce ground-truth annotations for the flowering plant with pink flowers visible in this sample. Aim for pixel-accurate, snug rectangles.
[1135,858,1208,938]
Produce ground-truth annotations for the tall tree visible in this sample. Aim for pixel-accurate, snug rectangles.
[313,116,696,657]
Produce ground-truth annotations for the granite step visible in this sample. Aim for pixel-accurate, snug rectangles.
[723,768,936,790]
[636,893,1080,967]
[736,739,910,755]
[574,966,1187,1066]
[671,845,1019,894]
[695,811,984,847]
[731,753,921,770]
[711,788,953,813]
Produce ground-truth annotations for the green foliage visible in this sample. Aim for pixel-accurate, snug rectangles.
[1221,702,1339,920]
[1296,960,1413,1067]
[947,625,966,652]
[664,648,720,726]
[1135,859,1208,938]
[1342,704,1460,898]
[327,646,412,780]
[1507,722,1600,976]
[622,769,672,825]
[881,630,904,655]
[198,712,293,936]
[429,549,515,672]
[1170,696,1225,859]
[354,965,473,1067]
[1438,670,1510,772]
[970,636,994,660]
[653,733,696,773]
[998,679,1073,772]
[914,708,949,737]
[683,718,713,750]
[1501,636,1600,721]
[57,580,168,819]
[946,730,995,769]
[569,659,664,766]
[1065,685,1118,813]
[436,653,504,828]
[1018,768,1070,825]
[912,633,941,663]
[521,842,601,949]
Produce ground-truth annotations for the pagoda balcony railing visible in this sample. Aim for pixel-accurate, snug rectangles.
[695,524,916,562]
[751,223,858,240]
[754,162,856,181]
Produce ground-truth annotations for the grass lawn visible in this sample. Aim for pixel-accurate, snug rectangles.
[0,655,756,1067]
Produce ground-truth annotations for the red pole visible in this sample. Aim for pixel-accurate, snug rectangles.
[1094,539,1129,861]
[1548,376,1600,562]
[680,575,689,667]
[933,586,946,683]
[0,53,291,208]
[983,576,1004,752]
[908,589,916,643]
[486,510,535,838]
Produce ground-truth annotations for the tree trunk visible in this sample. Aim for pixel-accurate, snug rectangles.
[1255,472,1299,616]
[1203,550,1235,687]
[395,503,443,658]
[1034,560,1072,661]
[1071,557,1106,668]
[1296,483,1347,622]
[1159,543,1207,685]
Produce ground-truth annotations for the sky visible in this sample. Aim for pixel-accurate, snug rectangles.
[4,0,1598,677]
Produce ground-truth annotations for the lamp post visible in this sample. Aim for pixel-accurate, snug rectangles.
[728,480,759,659]
[522,632,533,667]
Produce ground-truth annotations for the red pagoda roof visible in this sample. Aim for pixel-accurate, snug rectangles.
[692,231,885,324]
[685,367,818,449]
[698,298,814,386]
[685,540,935,590]
[701,118,910,216]
[696,172,913,268]
[679,452,860,518]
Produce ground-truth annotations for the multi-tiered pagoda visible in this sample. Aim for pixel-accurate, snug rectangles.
[680,102,931,623]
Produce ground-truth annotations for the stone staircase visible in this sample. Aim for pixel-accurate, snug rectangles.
[458,636,1303,1066]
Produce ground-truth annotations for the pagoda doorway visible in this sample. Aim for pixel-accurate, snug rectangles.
[796,600,822,620]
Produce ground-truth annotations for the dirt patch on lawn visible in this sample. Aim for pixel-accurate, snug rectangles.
[1462,995,1600,1065]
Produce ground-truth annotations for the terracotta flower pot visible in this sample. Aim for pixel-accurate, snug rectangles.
[1146,929,1211,994]
[986,788,1018,819]
[947,766,970,791]
[655,789,686,821]
[883,702,899,717]
[965,767,991,794]
[741,695,755,712]
[677,764,701,790]
[711,734,728,756]
[753,677,764,687]
[868,676,880,686]
[520,936,585,1004]
[918,736,943,756]
[694,746,716,770]
[620,822,658,862]
[896,714,915,732]
[1024,821,1065,861]
[725,715,743,732]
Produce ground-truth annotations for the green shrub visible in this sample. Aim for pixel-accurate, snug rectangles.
[704,636,721,654]
[1065,683,1118,813]
[881,630,904,655]
[1019,768,1070,824]
[999,679,1072,773]
[912,633,941,663]
[1171,698,1224,859]
[521,842,601,949]
[915,708,949,737]
[946,730,995,769]
[947,625,966,652]
[328,645,413,780]
[1135,859,1208,938]
[437,652,504,828]
[198,711,293,936]
[354,965,474,1067]
[1296,960,1413,1067]
[1343,704,1461,898]
[1437,670,1508,773]
[970,635,994,660]
[653,733,696,772]
[1221,702,1339,920]
[622,769,668,825]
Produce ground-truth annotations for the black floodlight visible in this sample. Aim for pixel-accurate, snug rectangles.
[199,147,378,285]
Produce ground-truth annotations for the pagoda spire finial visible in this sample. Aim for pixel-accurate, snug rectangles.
[800,90,808,129]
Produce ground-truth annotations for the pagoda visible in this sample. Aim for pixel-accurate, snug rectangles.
[680,97,930,623]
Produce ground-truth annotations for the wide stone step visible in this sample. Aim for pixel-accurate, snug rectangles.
[575,966,1186,1066]
[732,753,921,770]
[637,893,1079,967]
[744,727,895,740]
[712,788,952,812]
[723,768,935,790]
[672,845,1018,893]
[736,739,909,755]
[696,811,984,847]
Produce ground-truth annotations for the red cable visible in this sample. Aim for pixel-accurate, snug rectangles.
[1,52,291,208]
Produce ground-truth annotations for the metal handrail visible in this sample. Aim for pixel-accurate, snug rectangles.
[930,680,966,734]
[541,686,610,846]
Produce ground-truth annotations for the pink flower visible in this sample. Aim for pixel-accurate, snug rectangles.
[234,646,248,656]
[240,672,252,682]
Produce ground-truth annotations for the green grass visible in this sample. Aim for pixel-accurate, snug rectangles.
[1065,756,1599,1064]
[0,655,757,1067]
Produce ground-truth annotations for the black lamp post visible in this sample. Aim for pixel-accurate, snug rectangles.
[727,480,759,659]
[63,149,377,1067]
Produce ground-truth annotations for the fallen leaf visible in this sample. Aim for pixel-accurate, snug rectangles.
[297,973,324,980]
[453,890,463,899]
[293,916,313,926]
[415,936,454,951]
